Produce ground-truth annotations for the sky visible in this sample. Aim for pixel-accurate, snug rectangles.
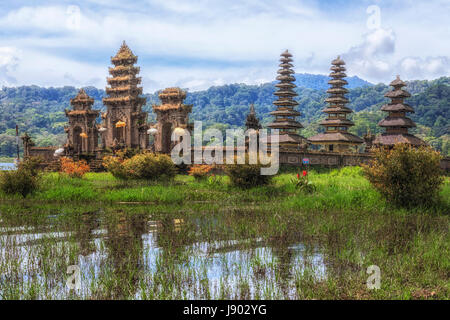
[0,0,449,92]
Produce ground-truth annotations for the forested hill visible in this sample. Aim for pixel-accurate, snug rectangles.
[0,76,448,157]
[292,73,372,90]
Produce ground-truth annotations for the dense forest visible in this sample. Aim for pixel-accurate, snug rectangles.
[0,74,448,158]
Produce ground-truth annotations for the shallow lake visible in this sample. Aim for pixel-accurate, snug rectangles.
[0,163,15,171]
[0,204,331,299]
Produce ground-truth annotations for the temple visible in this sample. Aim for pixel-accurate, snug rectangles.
[19,45,449,171]
[308,56,363,152]
[64,89,100,155]
[374,75,426,148]
[268,50,306,150]
[101,41,149,150]
[152,87,193,154]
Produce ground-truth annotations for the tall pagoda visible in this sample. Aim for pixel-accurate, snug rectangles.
[64,89,100,155]
[101,41,149,150]
[308,56,362,152]
[245,104,262,131]
[374,75,426,147]
[268,50,305,149]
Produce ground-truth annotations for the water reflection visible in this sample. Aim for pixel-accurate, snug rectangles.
[0,207,328,299]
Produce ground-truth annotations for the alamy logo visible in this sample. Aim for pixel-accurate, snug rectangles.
[366,265,381,290]
[66,265,81,290]
[170,121,280,176]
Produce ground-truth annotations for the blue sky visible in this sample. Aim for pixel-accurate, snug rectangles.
[0,0,449,92]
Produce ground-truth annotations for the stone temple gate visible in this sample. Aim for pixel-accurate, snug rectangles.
[152,88,193,154]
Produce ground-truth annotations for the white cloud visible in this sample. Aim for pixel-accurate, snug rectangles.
[398,56,450,79]
[0,1,448,89]
[342,27,396,82]
[0,46,21,85]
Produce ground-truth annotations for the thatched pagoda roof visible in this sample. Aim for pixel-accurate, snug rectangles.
[70,88,94,106]
[278,68,295,75]
[389,75,407,87]
[326,87,349,94]
[378,116,416,128]
[308,132,363,143]
[274,90,298,97]
[380,103,415,113]
[331,56,345,66]
[280,49,292,57]
[276,74,296,82]
[384,89,411,99]
[268,120,304,129]
[269,109,301,116]
[323,106,353,113]
[320,118,355,126]
[273,99,299,107]
[328,79,348,86]
[329,71,347,78]
[325,96,349,104]
[374,133,426,146]
[275,82,296,89]
[111,41,137,64]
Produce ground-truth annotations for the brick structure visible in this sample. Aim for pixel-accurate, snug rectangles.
[101,41,149,150]
[152,88,193,154]
[64,89,100,155]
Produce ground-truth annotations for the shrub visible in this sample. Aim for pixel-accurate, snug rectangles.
[17,156,43,176]
[0,157,42,197]
[362,144,444,207]
[225,156,272,188]
[102,156,129,179]
[188,165,213,180]
[60,157,90,178]
[103,152,176,180]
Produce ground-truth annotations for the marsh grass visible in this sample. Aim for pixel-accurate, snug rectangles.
[0,166,448,300]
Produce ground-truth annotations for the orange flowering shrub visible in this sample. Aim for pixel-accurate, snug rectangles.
[188,165,213,180]
[60,157,90,178]
[362,144,443,207]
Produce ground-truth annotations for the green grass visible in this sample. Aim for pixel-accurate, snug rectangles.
[0,166,448,300]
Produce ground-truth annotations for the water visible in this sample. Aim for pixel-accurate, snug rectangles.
[0,206,328,299]
[0,163,15,171]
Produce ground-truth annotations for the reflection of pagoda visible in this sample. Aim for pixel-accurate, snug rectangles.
[268,50,306,149]
[101,41,149,150]
[103,211,146,299]
[308,56,363,152]
[64,89,100,155]
[374,75,426,147]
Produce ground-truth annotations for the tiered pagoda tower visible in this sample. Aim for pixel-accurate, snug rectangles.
[152,88,193,154]
[374,75,426,147]
[268,50,305,149]
[245,104,262,131]
[101,41,148,150]
[309,56,362,152]
[64,89,100,155]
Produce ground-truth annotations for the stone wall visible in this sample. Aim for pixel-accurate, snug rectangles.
[28,147,57,162]
[278,150,373,167]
